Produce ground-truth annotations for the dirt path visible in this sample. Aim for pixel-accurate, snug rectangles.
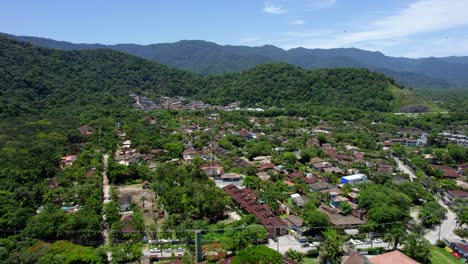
[101,154,112,262]
[394,156,416,182]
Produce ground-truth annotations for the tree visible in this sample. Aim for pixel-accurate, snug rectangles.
[304,208,330,232]
[339,202,352,215]
[319,229,346,264]
[384,226,406,250]
[403,233,431,263]
[232,245,282,264]
[285,249,305,263]
[420,201,447,227]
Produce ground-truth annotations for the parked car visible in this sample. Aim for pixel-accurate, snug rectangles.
[301,243,310,248]
[175,247,184,252]
[354,239,364,245]
[373,238,383,243]
[363,238,371,244]
[150,248,161,253]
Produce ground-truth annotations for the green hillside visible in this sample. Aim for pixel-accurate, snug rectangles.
[0,35,432,115]
[389,84,444,112]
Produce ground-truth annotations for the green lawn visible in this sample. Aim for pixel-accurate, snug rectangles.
[429,246,461,264]
[302,257,320,264]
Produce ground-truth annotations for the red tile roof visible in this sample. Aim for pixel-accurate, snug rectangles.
[370,250,420,264]
[222,185,286,235]
[433,165,460,179]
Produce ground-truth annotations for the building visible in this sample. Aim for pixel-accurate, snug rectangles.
[222,184,287,237]
[445,190,468,202]
[290,193,305,207]
[369,250,420,264]
[220,173,242,182]
[341,174,367,185]
[284,214,307,236]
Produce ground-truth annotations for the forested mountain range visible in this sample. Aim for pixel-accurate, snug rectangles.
[0,35,416,116]
[6,33,468,89]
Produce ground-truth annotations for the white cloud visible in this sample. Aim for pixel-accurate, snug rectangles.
[263,2,286,14]
[275,0,468,56]
[335,0,468,46]
[290,20,305,25]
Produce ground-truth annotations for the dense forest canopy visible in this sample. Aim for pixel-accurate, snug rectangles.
[0,35,406,116]
[9,33,468,89]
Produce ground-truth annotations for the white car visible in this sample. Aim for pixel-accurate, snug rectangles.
[373,238,383,243]
[354,239,364,245]
[150,248,161,253]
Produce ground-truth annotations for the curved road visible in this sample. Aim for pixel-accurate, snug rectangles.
[393,157,462,244]
[424,199,461,244]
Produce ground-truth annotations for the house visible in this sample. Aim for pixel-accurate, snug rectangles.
[324,166,344,175]
[60,154,77,168]
[342,250,371,264]
[222,184,287,237]
[309,181,333,192]
[258,163,276,171]
[290,193,305,207]
[432,165,460,179]
[369,250,420,264]
[182,148,200,163]
[445,190,468,202]
[341,174,367,185]
[122,140,131,149]
[201,164,225,177]
[284,214,307,236]
[311,161,332,171]
[377,165,393,174]
[232,157,251,168]
[318,204,365,227]
[220,173,242,182]
[331,195,349,208]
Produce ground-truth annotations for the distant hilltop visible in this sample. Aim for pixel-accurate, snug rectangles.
[4,32,468,90]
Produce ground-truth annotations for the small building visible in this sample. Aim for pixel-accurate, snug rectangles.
[341,174,367,185]
[309,181,333,192]
[284,215,307,236]
[445,190,468,202]
[290,193,305,207]
[220,173,242,182]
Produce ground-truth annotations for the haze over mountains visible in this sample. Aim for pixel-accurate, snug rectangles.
[6,33,468,90]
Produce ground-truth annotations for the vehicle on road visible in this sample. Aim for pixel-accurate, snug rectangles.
[150,248,161,253]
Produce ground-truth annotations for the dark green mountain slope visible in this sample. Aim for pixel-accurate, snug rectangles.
[0,35,421,114]
[8,33,468,89]
[0,36,203,118]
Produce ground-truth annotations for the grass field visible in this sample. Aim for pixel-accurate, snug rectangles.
[389,84,444,112]
[302,257,320,264]
[429,246,461,264]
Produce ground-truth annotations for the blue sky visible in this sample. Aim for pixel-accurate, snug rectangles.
[1,0,468,57]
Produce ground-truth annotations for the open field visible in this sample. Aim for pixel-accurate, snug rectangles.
[389,84,444,112]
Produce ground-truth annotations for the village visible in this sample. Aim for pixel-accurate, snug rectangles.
[37,93,468,264]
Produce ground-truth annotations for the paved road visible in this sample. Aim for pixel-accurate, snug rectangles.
[393,156,416,182]
[101,154,112,262]
[424,199,461,244]
[267,235,316,254]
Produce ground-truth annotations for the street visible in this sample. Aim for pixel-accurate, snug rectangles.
[393,156,416,182]
[424,199,461,244]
